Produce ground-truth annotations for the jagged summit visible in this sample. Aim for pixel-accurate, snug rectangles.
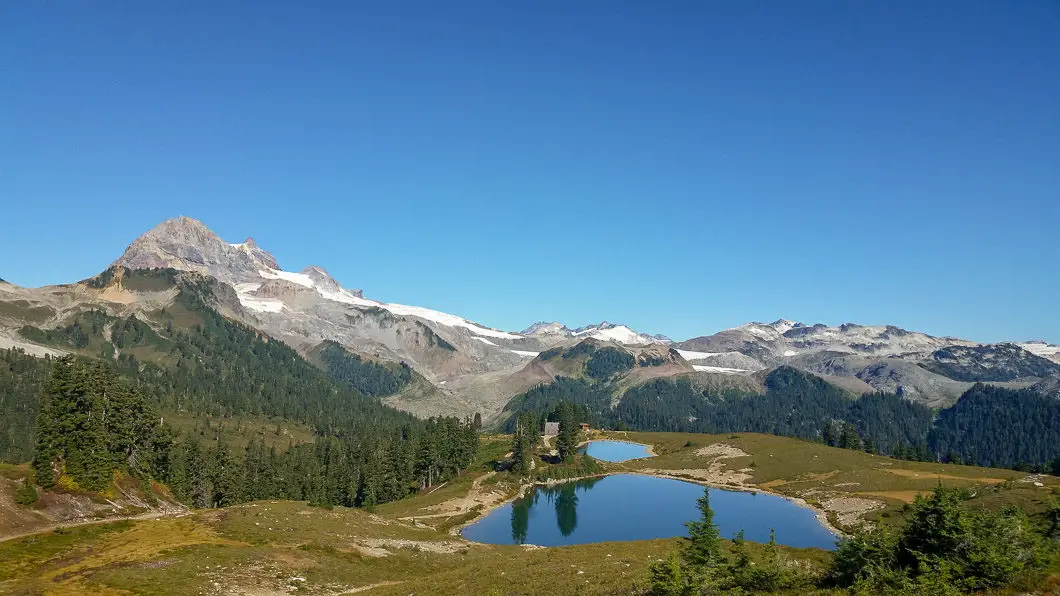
[521,321,570,336]
[113,216,280,283]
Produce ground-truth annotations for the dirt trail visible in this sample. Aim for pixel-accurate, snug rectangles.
[883,468,1005,484]
[0,508,184,544]
[398,471,500,521]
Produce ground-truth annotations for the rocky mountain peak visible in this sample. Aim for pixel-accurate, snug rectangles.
[521,321,570,335]
[113,217,280,285]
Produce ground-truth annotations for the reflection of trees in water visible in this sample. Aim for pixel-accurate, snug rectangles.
[509,476,605,541]
[511,499,530,543]
[555,483,578,536]
[509,489,539,544]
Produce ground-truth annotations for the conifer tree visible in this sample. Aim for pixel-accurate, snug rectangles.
[555,401,579,462]
[682,487,723,569]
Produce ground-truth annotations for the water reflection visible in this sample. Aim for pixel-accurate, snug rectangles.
[461,474,838,549]
[510,477,603,543]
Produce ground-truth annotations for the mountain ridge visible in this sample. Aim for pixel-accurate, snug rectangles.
[2,216,1058,422]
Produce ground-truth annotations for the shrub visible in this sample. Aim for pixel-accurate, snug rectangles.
[15,478,39,505]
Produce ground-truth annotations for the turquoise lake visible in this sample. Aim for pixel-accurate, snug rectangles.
[461,474,838,550]
[580,440,652,462]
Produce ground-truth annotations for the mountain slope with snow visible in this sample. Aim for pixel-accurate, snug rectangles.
[522,321,670,345]
[2,216,1057,422]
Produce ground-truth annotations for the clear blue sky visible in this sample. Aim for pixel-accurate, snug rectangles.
[2,2,1058,343]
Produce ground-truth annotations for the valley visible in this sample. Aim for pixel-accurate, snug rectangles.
[1,431,1057,595]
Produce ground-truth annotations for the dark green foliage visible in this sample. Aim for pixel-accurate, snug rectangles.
[0,348,51,463]
[653,487,811,594]
[585,347,635,379]
[508,367,876,445]
[681,487,723,569]
[561,341,598,360]
[1046,498,1060,539]
[538,347,563,361]
[506,367,1059,467]
[133,284,419,435]
[109,315,163,350]
[162,416,476,509]
[7,275,479,512]
[849,392,935,454]
[120,268,179,292]
[84,266,118,289]
[929,384,1060,468]
[838,422,863,451]
[555,401,580,462]
[511,412,536,476]
[648,552,692,596]
[20,309,113,351]
[502,377,605,430]
[828,486,1046,593]
[33,356,159,491]
[15,477,38,505]
[313,340,413,397]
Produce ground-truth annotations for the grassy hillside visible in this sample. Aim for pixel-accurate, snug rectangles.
[2,432,1056,595]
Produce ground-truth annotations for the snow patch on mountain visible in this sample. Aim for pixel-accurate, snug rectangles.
[239,296,287,313]
[510,350,539,357]
[692,365,750,374]
[571,322,670,345]
[1019,341,1060,358]
[473,337,499,347]
[259,268,315,289]
[375,302,521,339]
[677,349,722,361]
[252,268,522,339]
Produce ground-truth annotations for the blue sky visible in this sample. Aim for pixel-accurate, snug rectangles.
[2,2,1058,343]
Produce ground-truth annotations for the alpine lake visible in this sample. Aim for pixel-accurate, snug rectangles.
[461,440,838,550]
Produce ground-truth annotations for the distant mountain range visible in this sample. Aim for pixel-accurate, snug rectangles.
[2,216,1058,422]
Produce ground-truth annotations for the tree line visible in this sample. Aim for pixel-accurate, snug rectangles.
[29,355,478,509]
[504,366,1060,469]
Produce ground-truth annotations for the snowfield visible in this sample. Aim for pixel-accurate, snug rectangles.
[692,365,750,374]
[677,349,722,361]
[238,296,287,313]
[252,268,522,339]
[259,268,315,288]
[1018,342,1060,358]
[572,324,663,345]
[510,350,539,357]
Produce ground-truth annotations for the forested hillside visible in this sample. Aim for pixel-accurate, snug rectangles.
[0,348,52,463]
[930,383,1060,468]
[16,273,418,434]
[5,272,480,511]
[310,340,414,397]
[505,366,1060,468]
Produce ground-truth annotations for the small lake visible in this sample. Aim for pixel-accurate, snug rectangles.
[461,474,837,550]
[581,440,653,462]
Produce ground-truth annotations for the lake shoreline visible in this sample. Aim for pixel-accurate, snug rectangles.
[453,469,845,546]
[577,438,658,459]
[623,470,846,540]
